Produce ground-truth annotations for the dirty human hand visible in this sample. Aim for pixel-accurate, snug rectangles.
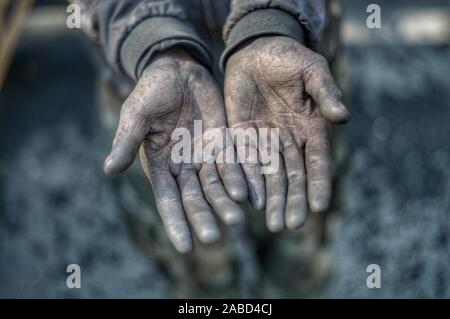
[224,36,350,232]
[104,48,247,253]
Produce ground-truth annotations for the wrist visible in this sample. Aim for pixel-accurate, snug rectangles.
[220,9,305,72]
[151,47,199,64]
[142,47,207,77]
[120,17,212,80]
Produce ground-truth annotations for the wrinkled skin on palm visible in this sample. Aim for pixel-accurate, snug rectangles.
[103,49,248,253]
[103,37,350,253]
[224,36,350,233]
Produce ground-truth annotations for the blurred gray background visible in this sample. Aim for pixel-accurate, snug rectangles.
[0,0,449,298]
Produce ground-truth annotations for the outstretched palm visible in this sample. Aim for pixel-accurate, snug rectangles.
[225,36,350,232]
[104,49,247,253]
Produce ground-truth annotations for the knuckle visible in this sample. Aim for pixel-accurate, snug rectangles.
[183,191,204,202]
[288,172,306,184]
[203,176,221,189]
[307,151,330,169]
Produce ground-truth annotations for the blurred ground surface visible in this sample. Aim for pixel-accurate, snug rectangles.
[0,0,449,298]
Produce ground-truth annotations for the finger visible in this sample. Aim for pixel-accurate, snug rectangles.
[189,70,248,203]
[202,128,248,203]
[177,165,220,244]
[264,152,287,233]
[304,56,351,124]
[199,164,244,226]
[216,141,248,202]
[240,164,265,210]
[223,73,264,208]
[235,143,265,210]
[305,126,332,213]
[141,152,192,253]
[104,95,148,175]
[216,161,248,202]
[282,136,308,229]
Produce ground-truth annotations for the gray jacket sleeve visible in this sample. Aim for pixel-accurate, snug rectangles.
[72,0,212,80]
[221,0,330,70]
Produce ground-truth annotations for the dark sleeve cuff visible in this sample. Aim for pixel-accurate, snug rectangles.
[220,8,305,72]
[120,17,212,80]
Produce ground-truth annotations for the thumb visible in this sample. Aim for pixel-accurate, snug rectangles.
[103,96,148,175]
[304,58,351,124]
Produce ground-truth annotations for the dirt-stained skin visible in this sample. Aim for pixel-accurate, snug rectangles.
[103,36,350,252]
[225,36,350,232]
[103,48,247,253]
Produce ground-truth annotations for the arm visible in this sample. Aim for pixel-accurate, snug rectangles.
[75,1,247,252]
[221,0,333,70]
[72,0,211,80]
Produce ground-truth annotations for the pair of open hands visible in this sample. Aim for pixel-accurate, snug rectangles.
[103,36,350,253]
